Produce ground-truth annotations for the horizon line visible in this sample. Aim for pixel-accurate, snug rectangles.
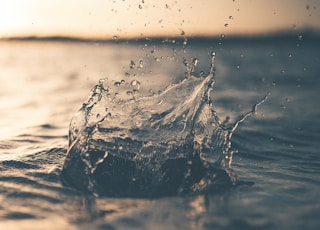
[1,28,320,43]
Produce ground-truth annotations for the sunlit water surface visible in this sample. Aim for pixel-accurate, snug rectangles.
[0,37,319,229]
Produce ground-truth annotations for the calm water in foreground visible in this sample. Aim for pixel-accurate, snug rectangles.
[0,36,319,229]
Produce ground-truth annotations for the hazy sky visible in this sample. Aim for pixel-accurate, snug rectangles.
[0,0,319,39]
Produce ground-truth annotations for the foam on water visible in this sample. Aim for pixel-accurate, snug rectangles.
[61,52,267,198]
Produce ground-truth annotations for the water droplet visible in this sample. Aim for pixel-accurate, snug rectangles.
[183,38,188,45]
[220,34,225,39]
[114,81,121,87]
[121,79,125,84]
[133,89,139,95]
[130,80,138,86]
[138,59,143,69]
[112,35,118,40]
[224,23,228,27]
[99,78,106,84]
[125,72,130,77]
[229,16,234,19]
[183,58,188,67]
[192,58,199,66]
[138,4,142,9]
[130,60,136,69]
[135,120,142,126]
[126,91,133,96]
[180,30,185,36]
[298,34,303,40]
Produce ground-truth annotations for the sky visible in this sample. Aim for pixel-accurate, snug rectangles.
[0,0,319,39]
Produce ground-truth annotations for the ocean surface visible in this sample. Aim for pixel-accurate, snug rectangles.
[0,35,319,229]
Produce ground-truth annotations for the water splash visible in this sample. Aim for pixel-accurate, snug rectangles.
[61,52,267,198]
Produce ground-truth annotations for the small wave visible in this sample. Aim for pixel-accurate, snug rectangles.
[61,52,266,198]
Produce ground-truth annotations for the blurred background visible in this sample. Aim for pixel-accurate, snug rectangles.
[1,0,319,39]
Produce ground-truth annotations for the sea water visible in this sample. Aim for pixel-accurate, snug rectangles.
[0,36,320,229]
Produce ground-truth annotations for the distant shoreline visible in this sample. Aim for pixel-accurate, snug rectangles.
[1,29,319,44]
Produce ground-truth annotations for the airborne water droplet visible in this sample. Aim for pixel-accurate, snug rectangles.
[130,80,140,88]
[182,58,188,67]
[192,58,199,66]
[130,60,136,69]
[138,59,143,69]
[183,38,188,46]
